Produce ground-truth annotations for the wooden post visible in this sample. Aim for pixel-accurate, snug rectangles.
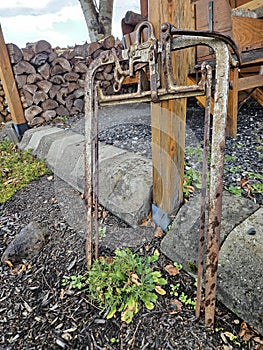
[140,0,148,18]
[149,0,194,219]
[0,24,27,134]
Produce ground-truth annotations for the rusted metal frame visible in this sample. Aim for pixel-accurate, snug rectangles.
[94,85,100,260]
[170,34,231,328]
[85,29,232,330]
[196,63,212,319]
[84,73,94,268]
[85,54,116,268]
[98,86,205,106]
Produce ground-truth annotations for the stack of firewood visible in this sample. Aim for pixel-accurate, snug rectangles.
[5,35,120,126]
[0,81,11,123]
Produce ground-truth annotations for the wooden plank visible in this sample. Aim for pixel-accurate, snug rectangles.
[232,17,263,52]
[195,0,233,60]
[149,0,194,214]
[0,25,25,125]
[237,0,263,17]
[251,87,263,106]
[187,76,215,114]
[140,0,148,17]
[187,71,239,137]
[229,0,253,7]
[238,74,263,90]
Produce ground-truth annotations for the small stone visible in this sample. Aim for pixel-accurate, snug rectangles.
[1,221,48,264]
[247,227,256,235]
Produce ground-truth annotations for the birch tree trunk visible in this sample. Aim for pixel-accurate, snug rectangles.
[79,0,114,42]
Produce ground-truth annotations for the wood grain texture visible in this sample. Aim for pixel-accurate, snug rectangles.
[232,17,263,52]
[0,25,26,124]
[149,0,194,214]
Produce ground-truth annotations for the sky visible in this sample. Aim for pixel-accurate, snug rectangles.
[0,0,139,48]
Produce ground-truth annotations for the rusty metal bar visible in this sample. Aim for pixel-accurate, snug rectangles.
[169,29,232,328]
[196,63,212,318]
[84,23,235,326]
[84,75,94,268]
[94,85,99,260]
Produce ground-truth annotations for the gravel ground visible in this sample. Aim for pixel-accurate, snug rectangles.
[0,98,262,349]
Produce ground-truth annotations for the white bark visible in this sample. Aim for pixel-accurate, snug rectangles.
[79,0,114,42]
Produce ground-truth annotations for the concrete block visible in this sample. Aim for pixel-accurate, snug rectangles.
[45,132,83,171]
[160,191,259,274]
[20,126,60,151]
[217,207,263,334]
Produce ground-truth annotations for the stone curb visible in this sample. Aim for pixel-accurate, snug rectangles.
[19,126,152,227]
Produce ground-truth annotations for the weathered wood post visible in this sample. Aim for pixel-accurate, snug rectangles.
[148,0,194,228]
[0,24,28,136]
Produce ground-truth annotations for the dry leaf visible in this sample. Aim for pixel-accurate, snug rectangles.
[140,212,152,227]
[164,264,179,276]
[3,260,13,267]
[254,337,263,345]
[239,322,256,341]
[130,273,142,286]
[145,244,152,251]
[223,331,236,339]
[155,285,166,295]
[154,226,165,238]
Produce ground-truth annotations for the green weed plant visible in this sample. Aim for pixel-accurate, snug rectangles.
[62,248,167,324]
[0,140,51,203]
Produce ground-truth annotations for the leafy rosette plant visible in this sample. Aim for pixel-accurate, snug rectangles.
[86,248,167,324]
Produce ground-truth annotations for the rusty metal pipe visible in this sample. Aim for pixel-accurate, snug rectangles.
[195,63,212,319]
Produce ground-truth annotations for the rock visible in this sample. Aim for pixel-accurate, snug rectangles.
[1,221,48,264]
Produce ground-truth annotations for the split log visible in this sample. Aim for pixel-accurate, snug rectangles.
[100,35,116,49]
[20,89,33,107]
[67,82,79,94]
[30,116,46,126]
[56,87,68,105]
[24,105,43,122]
[50,64,67,76]
[27,73,43,84]
[13,60,36,75]
[103,72,113,81]
[65,94,75,110]
[48,51,58,63]
[22,47,35,61]
[56,105,69,116]
[73,62,88,73]
[36,80,52,93]
[77,79,85,88]
[33,91,48,105]
[41,109,56,121]
[7,43,23,64]
[23,84,38,95]
[87,42,102,56]
[16,75,27,89]
[41,99,58,110]
[50,75,65,85]
[37,63,50,79]
[49,84,60,99]
[52,57,71,71]
[31,52,49,66]
[74,88,85,98]
[64,72,79,81]
[73,98,84,112]
[26,40,52,54]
